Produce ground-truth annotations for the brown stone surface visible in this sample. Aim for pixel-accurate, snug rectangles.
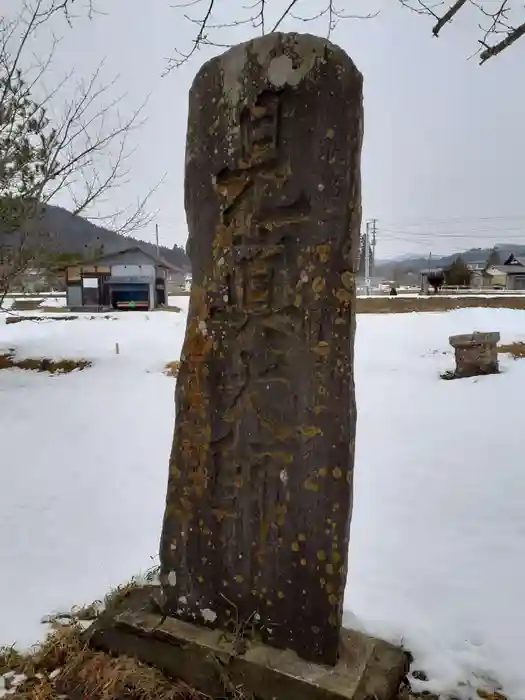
[159,32,363,666]
[89,587,408,700]
[449,332,500,378]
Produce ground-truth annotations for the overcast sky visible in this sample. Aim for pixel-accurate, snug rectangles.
[17,0,525,259]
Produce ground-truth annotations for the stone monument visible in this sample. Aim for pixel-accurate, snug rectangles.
[160,30,362,667]
[90,32,407,700]
[448,331,500,378]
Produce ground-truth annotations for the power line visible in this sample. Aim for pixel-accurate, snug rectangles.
[379,214,525,227]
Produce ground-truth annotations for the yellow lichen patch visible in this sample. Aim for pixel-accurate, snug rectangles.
[335,288,353,304]
[313,341,330,357]
[197,576,204,583]
[291,542,300,552]
[316,550,326,561]
[331,551,341,564]
[332,467,343,479]
[304,477,319,492]
[312,276,325,293]
[169,465,182,480]
[341,271,354,290]
[325,564,334,575]
[329,612,338,626]
[313,405,326,415]
[318,467,328,477]
[328,594,338,605]
[299,425,323,439]
[234,575,244,584]
[277,591,285,600]
[300,558,307,566]
[315,243,331,262]
[298,534,306,542]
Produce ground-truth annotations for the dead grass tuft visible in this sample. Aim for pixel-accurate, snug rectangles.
[0,620,207,700]
[164,360,180,377]
[497,342,525,359]
[0,351,91,374]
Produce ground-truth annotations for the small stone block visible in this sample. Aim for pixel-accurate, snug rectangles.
[449,332,500,348]
[448,331,500,379]
[88,587,408,700]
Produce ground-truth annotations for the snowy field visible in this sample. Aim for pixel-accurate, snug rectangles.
[1,302,524,699]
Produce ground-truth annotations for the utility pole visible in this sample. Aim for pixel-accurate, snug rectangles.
[422,252,432,294]
[369,218,377,280]
[364,221,371,296]
[155,224,160,259]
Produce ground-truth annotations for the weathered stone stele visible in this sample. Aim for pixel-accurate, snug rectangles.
[159,31,363,667]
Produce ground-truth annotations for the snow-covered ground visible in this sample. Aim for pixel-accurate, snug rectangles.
[1,302,524,699]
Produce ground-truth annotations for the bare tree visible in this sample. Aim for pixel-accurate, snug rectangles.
[166,0,525,71]
[0,0,157,307]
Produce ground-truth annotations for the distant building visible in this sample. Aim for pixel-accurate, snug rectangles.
[483,266,507,289]
[498,254,525,290]
[466,261,488,289]
[64,245,185,311]
[466,261,487,272]
[184,273,192,292]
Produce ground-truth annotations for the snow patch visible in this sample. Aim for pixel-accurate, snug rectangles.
[0,305,524,698]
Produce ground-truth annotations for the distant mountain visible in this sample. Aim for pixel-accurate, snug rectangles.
[375,244,525,278]
[1,204,191,271]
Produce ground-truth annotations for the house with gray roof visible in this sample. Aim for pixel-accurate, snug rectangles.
[64,245,185,310]
[489,253,525,290]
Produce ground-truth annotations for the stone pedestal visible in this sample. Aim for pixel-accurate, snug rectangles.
[89,587,408,700]
[449,331,500,378]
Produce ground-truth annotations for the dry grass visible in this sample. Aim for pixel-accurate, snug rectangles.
[5,315,78,325]
[0,622,206,700]
[497,342,525,359]
[0,351,91,374]
[357,296,525,314]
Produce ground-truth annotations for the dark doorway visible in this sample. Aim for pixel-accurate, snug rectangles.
[110,283,150,310]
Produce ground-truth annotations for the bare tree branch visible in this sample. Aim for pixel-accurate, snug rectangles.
[432,0,468,36]
[166,0,525,71]
[0,0,156,303]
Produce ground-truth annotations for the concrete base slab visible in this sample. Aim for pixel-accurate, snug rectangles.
[88,587,408,700]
